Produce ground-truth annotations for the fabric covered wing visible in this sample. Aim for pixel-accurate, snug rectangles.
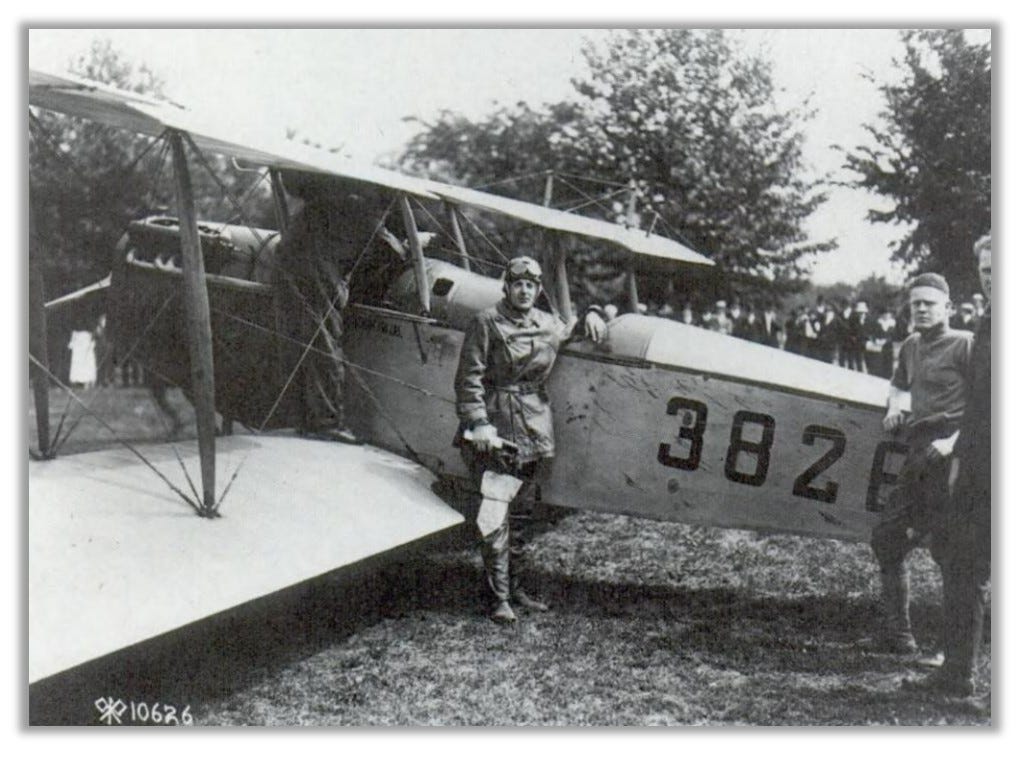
[28,435,464,683]
[29,68,711,265]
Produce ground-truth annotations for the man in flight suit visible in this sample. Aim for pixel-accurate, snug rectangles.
[454,256,607,623]
[870,273,974,654]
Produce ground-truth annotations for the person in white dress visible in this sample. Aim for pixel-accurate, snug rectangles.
[67,330,97,387]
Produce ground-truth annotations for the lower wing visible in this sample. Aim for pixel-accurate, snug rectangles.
[28,434,464,683]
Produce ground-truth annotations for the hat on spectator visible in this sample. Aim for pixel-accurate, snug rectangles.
[907,272,950,296]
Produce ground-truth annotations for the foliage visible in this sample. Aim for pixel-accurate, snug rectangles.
[403,30,834,309]
[783,274,904,318]
[30,39,277,302]
[840,30,991,300]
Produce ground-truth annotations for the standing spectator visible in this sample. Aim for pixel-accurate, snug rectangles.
[870,309,899,379]
[784,308,807,355]
[93,314,114,387]
[733,303,758,341]
[68,329,97,388]
[815,303,842,364]
[951,302,978,331]
[803,308,820,358]
[812,295,828,330]
[847,301,872,372]
[906,234,992,697]
[971,293,985,320]
[729,300,742,327]
[868,273,973,654]
[755,302,782,348]
[839,302,857,369]
[681,301,694,326]
[896,303,913,338]
[810,297,827,358]
[709,300,733,335]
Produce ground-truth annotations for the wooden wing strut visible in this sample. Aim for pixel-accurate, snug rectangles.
[170,130,218,514]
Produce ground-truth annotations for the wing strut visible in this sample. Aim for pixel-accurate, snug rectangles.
[542,171,573,322]
[29,207,52,458]
[400,195,431,315]
[625,185,641,313]
[446,203,471,271]
[169,130,219,515]
[269,169,291,236]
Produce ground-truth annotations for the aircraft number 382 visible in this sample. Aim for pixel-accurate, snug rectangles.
[656,396,909,513]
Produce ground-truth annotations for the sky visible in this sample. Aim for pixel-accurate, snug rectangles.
[28,27,991,286]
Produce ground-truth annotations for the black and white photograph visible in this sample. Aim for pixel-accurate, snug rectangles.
[24,24,995,728]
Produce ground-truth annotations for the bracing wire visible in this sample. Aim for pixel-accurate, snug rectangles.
[52,293,177,454]
[28,354,208,517]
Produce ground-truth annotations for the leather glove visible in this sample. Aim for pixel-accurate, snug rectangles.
[583,311,608,343]
[468,423,500,452]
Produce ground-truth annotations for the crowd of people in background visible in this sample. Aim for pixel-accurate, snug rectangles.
[613,290,988,380]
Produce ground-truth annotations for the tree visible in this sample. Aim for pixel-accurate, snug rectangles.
[30,40,167,294]
[403,30,834,308]
[840,30,991,300]
[30,39,277,299]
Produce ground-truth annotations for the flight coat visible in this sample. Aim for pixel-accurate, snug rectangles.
[455,299,575,465]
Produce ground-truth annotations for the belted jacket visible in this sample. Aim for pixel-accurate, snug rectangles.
[455,300,576,463]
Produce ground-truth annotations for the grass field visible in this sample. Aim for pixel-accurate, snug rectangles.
[28,386,991,726]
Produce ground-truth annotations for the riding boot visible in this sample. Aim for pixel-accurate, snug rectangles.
[509,559,549,612]
[947,560,986,684]
[481,522,515,623]
[880,567,918,654]
[511,587,550,612]
[476,470,524,623]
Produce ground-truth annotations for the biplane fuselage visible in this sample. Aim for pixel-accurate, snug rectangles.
[112,218,908,544]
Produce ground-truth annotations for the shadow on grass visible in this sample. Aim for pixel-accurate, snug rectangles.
[28,529,477,725]
[29,530,988,725]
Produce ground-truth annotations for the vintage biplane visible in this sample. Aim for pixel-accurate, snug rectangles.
[28,68,909,689]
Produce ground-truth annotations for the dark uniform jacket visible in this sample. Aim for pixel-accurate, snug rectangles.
[815,312,843,360]
[455,300,574,463]
[953,307,991,516]
[891,324,974,441]
[755,312,782,347]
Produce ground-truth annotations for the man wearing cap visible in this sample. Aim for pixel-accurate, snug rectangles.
[454,256,608,623]
[906,234,992,697]
[869,273,974,654]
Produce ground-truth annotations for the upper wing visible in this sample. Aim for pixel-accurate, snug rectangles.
[433,185,711,265]
[29,67,712,266]
[28,434,465,683]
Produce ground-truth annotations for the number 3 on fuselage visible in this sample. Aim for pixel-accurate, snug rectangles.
[538,316,909,543]
[656,395,907,511]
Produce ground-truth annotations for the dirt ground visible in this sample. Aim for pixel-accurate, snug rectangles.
[27,386,991,726]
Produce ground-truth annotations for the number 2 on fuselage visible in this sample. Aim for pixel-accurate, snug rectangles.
[656,396,905,512]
